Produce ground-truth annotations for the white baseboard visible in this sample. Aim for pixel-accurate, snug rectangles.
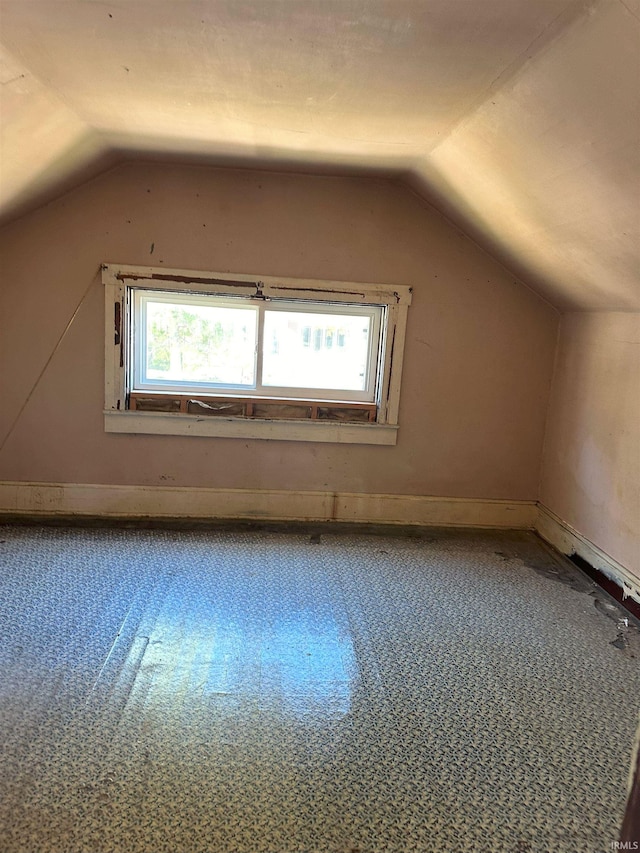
[0,481,537,529]
[537,504,640,604]
[1,482,637,601]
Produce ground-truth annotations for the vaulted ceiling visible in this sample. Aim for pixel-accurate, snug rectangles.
[1,0,638,310]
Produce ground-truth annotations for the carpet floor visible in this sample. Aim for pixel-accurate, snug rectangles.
[0,523,638,853]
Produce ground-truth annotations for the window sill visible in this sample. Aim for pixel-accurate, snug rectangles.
[104,411,399,445]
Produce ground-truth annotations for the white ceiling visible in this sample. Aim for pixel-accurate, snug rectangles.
[1,0,638,310]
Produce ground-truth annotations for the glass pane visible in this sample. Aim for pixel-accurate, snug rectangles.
[144,300,257,386]
[262,309,373,391]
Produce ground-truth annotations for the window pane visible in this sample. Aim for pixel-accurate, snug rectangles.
[144,300,257,386]
[262,309,374,392]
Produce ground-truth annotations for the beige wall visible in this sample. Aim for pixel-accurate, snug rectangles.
[0,162,557,499]
[540,313,640,578]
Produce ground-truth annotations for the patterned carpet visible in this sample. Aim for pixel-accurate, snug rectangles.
[0,523,638,853]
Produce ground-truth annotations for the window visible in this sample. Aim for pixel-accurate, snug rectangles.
[103,264,412,445]
[133,291,382,402]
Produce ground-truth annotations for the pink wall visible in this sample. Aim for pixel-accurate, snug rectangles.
[0,162,558,499]
[540,313,640,577]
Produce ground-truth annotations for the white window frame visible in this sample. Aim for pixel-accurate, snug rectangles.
[133,290,383,403]
[103,264,412,445]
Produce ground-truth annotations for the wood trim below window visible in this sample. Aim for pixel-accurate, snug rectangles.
[129,393,378,423]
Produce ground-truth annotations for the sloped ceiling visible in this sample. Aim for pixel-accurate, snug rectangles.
[0,0,638,310]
